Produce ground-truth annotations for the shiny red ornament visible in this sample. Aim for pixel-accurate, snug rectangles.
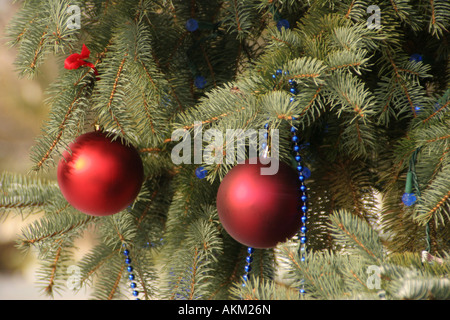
[57,131,144,216]
[216,158,302,248]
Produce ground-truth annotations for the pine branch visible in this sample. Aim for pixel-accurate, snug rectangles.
[0,172,59,219]
[328,210,384,264]
[18,212,97,251]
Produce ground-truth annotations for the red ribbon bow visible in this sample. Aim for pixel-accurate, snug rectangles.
[64,44,99,76]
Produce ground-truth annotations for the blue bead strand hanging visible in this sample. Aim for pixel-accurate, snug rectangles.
[289,73,309,296]
[291,122,308,296]
[241,68,310,295]
[123,244,140,300]
[277,67,309,295]
[242,115,272,287]
[242,247,254,286]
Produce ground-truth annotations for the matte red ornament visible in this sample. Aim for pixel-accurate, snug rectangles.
[57,131,144,216]
[216,157,302,248]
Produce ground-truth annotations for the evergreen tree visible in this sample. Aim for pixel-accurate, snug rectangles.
[1,0,449,300]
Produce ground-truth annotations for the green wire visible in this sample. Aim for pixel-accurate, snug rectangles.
[409,148,432,252]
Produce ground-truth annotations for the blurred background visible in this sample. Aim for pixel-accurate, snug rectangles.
[0,0,91,299]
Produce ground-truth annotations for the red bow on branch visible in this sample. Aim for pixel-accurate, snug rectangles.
[64,44,99,76]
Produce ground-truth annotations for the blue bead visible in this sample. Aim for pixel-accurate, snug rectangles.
[130,282,137,289]
[302,167,311,179]
[261,142,267,149]
[288,79,294,85]
[247,247,254,254]
[127,266,133,273]
[264,123,269,129]
[290,87,298,94]
[244,265,252,273]
[263,132,268,139]
[414,105,422,114]
[242,274,249,282]
[301,195,307,202]
[409,53,423,63]
[284,71,290,75]
[297,165,303,172]
[194,75,206,89]
[129,274,135,281]
[301,256,306,262]
[295,155,301,162]
[292,135,298,142]
[186,18,199,32]
[299,288,306,294]
[300,236,307,244]
[290,126,297,133]
[301,216,308,223]
[299,175,305,182]
[123,249,130,256]
[125,258,132,264]
[276,69,282,75]
[300,185,307,192]
[246,256,253,263]
[132,290,139,297]
[301,205,308,213]
[195,166,207,179]
[300,226,307,234]
[402,193,417,206]
[293,145,300,152]
[290,97,295,102]
[277,19,290,31]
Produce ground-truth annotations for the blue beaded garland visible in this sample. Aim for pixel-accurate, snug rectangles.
[123,244,141,300]
[244,68,310,296]
[242,247,255,287]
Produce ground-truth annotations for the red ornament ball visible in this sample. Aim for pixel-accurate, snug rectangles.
[57,131,144,216]
[216,157,302,248]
